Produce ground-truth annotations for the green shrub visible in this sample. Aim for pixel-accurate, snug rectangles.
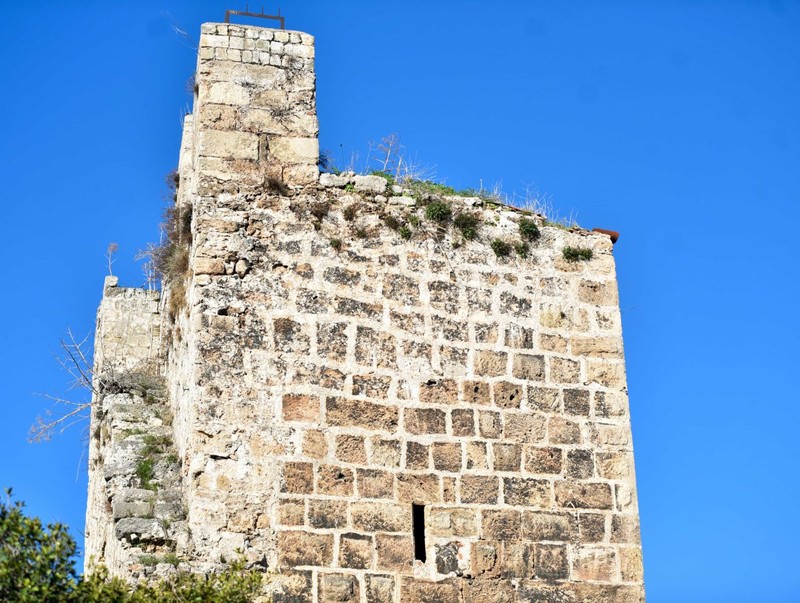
[0,490,77,602]
[0,491,263,602]
[425,201,452,223]
[381,214,401,230]
[562,246,593,262]
[141,434,171,456]
[398,226,412,240]
[408,214,420,227]
[136,458,156,490]
[514,241,530,257]
[453,213,480,240]
[491,239,512,257]
[409,180,457,197]
[519,218,541,241]
[330,238,343,252]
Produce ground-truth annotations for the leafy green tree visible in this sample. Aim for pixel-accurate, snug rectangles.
[1,489,264,602]
[0,489,78,602]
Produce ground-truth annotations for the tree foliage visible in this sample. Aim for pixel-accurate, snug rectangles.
[0,489,77,602]
[0,490,263,602]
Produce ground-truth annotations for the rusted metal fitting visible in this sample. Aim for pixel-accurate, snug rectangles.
[225,5,285,29]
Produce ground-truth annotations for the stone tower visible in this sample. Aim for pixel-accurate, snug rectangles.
[85,21,645,603]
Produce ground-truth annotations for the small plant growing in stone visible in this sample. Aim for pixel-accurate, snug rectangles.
[330,238,342,252]
[514,241,530,257]
[310,201,330,221]
[344,183,355,192]
[265,176,291,195]
[381,214,401,230]
[398,226,412,240]
[343,204,359,222]
[491,239,512,257]
[319,149,341,174]
[453,212,480,241]
[519,218,541,242]
[355,227,368,239]
[136,457,156,490]
[562,246,593,262]
[425,201,452,223]
[408,214,420,227]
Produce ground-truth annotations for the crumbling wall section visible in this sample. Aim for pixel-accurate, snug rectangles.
[85,278,188,579]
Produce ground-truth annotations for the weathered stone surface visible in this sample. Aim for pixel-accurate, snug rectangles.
[396,472,440,503]
[354,174,388,193]
[86,21,643,602]
[555,481,613,510]
[326,397,398,431]
[400,578,461,603]
[339,532,373,569]
[376,534,413,572]
[351,502,410,533]
[277,530,333,567]
[319,573,357,602]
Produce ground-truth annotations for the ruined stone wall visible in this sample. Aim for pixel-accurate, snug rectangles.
[86,21,644,603]
[85,277,188,578]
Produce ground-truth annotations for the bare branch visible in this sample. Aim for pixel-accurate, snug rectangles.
[105,242,118,276]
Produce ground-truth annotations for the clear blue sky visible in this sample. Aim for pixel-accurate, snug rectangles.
[1,1,798,601]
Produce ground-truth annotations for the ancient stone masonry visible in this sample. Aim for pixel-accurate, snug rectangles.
[85,21,645,603]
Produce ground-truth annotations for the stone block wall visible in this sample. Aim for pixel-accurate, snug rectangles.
[85,21,645,603]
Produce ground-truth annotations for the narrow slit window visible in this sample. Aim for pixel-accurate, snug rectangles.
[412,503,426,562]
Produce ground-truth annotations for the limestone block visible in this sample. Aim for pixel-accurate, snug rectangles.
[319,172,352,187]
[357,468,394,499]
[200,33,229,48]
[573,546,618,582]
[404,408,446,435]
[521,446,560,475]
[555,481,613,510]
[277,530,333,567]
[503,477,552,507]
[432,442,462,472]
[396,472,441,503]
[482,509,521,540]
[316,464,354,496]
[325,397,399,431]
[522,511,570,541]
[319,573,357,602]
[351,502,410,532]
[354,175,388,194]
[308,499,347,528]
[587,360,627,388]
[339,533,373,569]
[451,409,475,436]
[284,43,314,59]
[428,507,478,537]
[268,136,318,164]
[283,163,320,186]
[198,130,259,160]
[400,578,460,603]
[207,81,250,106]
[534,544,569,579]
[460,475,498,504]
[376,534,413,572]
[388,195,415,207]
